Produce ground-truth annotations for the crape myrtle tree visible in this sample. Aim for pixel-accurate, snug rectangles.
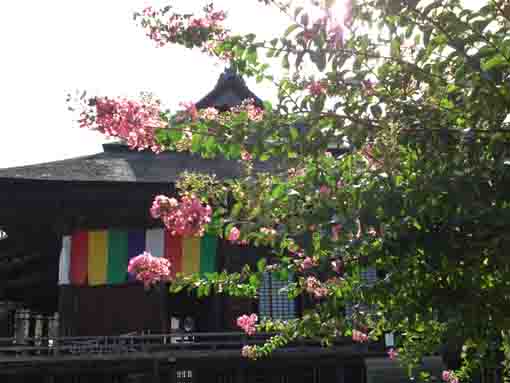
[69,0,510,381]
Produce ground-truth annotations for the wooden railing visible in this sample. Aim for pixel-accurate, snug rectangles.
[0,332,363,360]
[0,332,347,358]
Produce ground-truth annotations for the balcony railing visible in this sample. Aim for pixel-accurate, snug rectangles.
[0,332,362,360]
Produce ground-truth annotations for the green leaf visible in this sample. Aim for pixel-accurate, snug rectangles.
[284,24,300,38]
[482,54,508,71]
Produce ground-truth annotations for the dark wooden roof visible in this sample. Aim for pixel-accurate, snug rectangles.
[196,68,263,109]
[0,143,272,183]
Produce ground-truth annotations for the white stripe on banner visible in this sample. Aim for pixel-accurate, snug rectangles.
[58,236,71,285]
[146,228,164,257]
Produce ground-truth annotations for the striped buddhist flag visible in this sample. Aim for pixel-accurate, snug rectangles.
[62,228,218,286]
[70,231,88,285]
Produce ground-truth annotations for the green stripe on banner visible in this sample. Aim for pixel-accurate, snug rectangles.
[200,234,217,274]
[107,230,129,284]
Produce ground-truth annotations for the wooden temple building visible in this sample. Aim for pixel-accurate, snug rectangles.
[0,69,443,382]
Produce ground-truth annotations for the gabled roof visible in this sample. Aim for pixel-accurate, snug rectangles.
[196,67,263,109]
[0,143,272,183]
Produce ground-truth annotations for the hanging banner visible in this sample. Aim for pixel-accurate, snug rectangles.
[59,229,218,286]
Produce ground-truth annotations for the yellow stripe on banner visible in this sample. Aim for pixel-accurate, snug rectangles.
[189,237,201,274]
[88,231,108,286]
[182,237,201,275]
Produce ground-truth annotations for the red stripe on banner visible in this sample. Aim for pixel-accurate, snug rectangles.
[70,231,88,285]
[164,232,182,278]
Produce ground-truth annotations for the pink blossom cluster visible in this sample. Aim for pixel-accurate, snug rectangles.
[300,0,352,49]
[136,4,229,58]
[240,150,253,162]
[319,185,331,196]
[259,227,277,240]
[304,276,329,299]
[300,256,317,271]
[331,224,342,241]
[231,98,264,122]
[331,259,344,274]
[127,251,172,288]
[176,99,263,126]
[236,314,258,336]
[352,329,369,343]
[442,371,459,383]
[200,107,219,121]
[307,81,327,96]
[150,194,212,237]
[241,345,257,359]
[227,227,241,242]
[387,348,398,360]
[79,96,164,153]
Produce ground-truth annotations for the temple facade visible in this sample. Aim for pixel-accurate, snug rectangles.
[0,69,442,383]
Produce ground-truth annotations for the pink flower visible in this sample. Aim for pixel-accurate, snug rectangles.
[352,329,369,343]
[331,260,343,274]
[77,95,164,153]
[259,227,277,240]
[152,194,212,237]
[228,227,241,242]
[135,3,229,55]
[319,185,331,196]
[336,179,344,189]
[300,256,316,271]
[241,150,253,161]
[387,348,398,360]
[331,224,342,241]
[236,314,258,335]
[179,101,199,122]
[200,107,219,121]
[231,98,264,121]
[127,251,172,288]
[241,345,257,359]
[304,276,328,299]
[362,80,376,96]
[442,370,458,382]
[307,81,326,96]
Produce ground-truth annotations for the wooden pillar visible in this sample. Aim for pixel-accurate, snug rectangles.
[153,359,161,383]
[236,367,246,383]
[335,365,345,383]
[212,293,222,331]
[159,282,168,334]
[168,363,176,383]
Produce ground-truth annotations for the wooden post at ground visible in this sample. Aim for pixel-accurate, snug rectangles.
[153,359,161,383]
[335,365,345,383]
[159,282,168,334]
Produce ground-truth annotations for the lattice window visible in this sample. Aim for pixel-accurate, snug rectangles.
[346,266,377,319]
[259,272,296,321]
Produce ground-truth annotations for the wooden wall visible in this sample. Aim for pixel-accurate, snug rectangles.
[59,285,162,336]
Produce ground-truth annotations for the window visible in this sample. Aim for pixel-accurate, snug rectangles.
[259,272,296,321]
[346,267,377,320]
[176,369,193,383]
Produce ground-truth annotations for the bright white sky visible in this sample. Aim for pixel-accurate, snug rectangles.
[0,1,289,168]
[0,0,484,168]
